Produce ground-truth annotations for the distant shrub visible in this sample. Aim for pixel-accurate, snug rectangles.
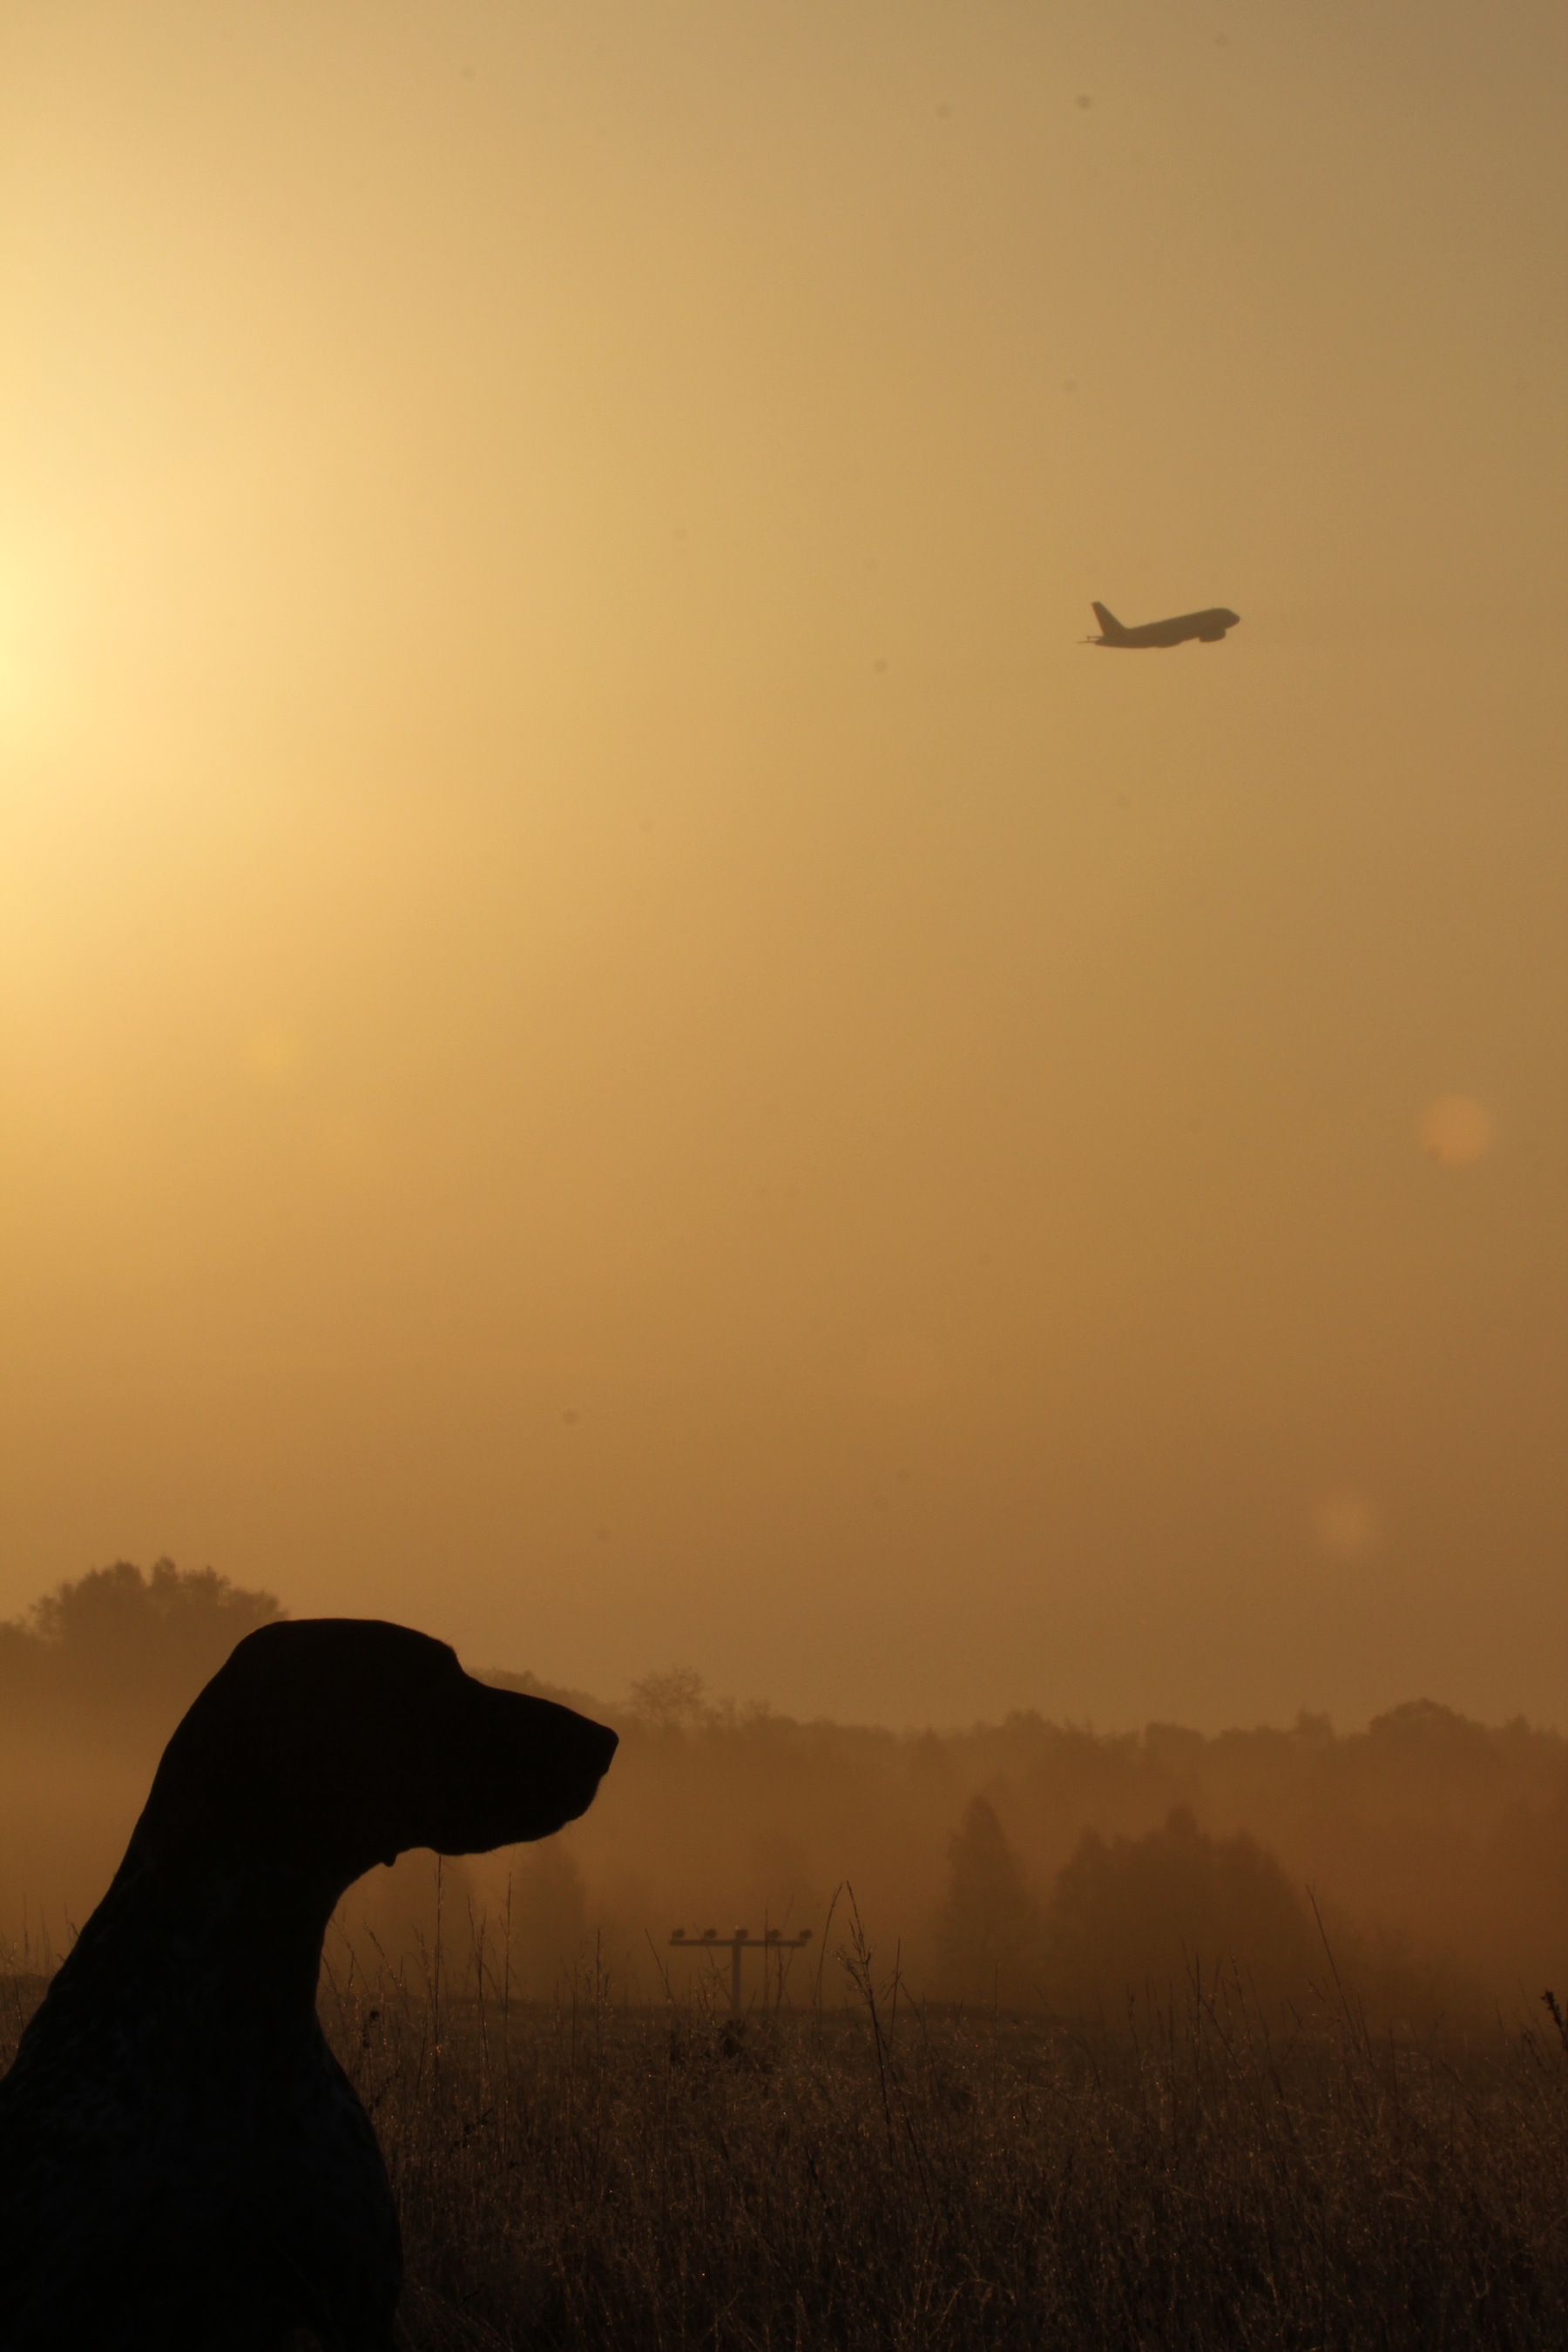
[1044,1805,1317,2006]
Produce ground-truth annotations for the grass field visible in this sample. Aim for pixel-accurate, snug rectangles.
[7,1911,1568,2349]
[329,1902,1568,2351]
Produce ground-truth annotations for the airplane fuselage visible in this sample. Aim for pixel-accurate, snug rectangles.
[1090,601,1240,648]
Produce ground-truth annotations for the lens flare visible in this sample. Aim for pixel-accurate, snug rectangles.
[1313,1490,1378,1558]
[1419,1097,1493,1166]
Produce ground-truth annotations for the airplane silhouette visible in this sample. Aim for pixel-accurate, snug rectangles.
[1088,601,1240,648]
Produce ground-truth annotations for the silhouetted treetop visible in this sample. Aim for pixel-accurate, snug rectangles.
[0,1559,285,1734]
[628,1667,712,1731]
[936,1794,1044,2003]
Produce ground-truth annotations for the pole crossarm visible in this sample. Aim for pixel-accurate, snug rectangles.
[667,1927,814,2011]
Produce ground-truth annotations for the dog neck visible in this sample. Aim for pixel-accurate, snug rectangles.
[47,1832,362,2049]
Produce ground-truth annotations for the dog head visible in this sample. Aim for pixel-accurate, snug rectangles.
[130,1619,618,1882]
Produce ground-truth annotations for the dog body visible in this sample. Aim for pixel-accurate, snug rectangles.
[0,1619,617,2349]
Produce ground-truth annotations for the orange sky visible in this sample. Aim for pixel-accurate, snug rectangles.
[2,0,1564,1730]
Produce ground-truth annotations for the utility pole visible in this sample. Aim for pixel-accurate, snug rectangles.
[668,1925,813,2013]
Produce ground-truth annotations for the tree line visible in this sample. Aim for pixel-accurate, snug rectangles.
[5,1563,1567,2015]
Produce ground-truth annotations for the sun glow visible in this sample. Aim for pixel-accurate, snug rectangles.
[0,0,1562,1734]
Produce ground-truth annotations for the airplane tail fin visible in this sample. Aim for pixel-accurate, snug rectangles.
[1092,601,1129,644]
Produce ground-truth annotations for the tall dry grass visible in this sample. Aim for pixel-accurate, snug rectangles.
[6,1896,1568,2349]
[316,1894,1568,2350]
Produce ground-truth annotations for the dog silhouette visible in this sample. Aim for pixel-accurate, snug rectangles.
[0,1618,617,2349]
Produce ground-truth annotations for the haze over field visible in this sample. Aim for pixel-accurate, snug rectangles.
[9,1562,1568,2020]
[2,1,1565,1732]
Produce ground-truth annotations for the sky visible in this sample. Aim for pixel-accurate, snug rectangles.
[1,0,1564,1733]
